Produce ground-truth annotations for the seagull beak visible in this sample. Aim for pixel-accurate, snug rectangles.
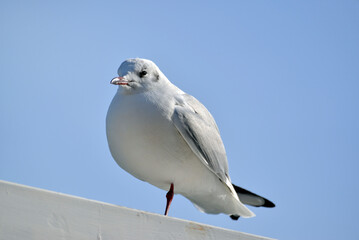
[110,76,129,85]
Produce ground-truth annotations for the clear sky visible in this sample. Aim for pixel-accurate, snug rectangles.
[1,1,358,239]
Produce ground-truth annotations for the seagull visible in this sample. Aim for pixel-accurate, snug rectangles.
[106,58,275,220]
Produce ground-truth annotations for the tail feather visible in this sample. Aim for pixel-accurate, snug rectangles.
[233,184,275,208]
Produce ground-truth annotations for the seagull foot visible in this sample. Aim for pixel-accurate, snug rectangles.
[164,183,174,216]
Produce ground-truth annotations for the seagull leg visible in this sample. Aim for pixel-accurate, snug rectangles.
[164,183,174,216]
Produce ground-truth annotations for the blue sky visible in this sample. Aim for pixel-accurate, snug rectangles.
[1,1,358,239]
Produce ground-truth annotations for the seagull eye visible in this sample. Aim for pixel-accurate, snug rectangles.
[139,71,147,78]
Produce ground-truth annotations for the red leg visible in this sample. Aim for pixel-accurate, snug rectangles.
[164,183,174,216]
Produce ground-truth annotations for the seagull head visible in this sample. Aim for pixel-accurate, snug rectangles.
[111,58,167,93]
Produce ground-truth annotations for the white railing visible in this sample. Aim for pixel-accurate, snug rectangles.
[0,180,274,240]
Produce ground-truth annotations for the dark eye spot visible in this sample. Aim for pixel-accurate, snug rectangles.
[139,70,147,78]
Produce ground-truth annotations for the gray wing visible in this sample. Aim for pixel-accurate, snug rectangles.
[172,94,230,183]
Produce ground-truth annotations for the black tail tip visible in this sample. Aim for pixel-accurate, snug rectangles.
[263,199,275,208]
[232,184,276,208]
[230,215,240,220]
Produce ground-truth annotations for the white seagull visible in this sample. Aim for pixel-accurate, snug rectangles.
[106,58,274,220]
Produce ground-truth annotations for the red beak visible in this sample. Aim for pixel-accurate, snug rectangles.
[110,76,129,85]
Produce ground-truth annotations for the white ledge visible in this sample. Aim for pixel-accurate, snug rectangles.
[0,180,274,240]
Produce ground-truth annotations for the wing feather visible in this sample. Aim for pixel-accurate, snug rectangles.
[172,94,229,183]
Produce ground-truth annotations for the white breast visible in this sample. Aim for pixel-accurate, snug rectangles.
[106,90,194,190]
